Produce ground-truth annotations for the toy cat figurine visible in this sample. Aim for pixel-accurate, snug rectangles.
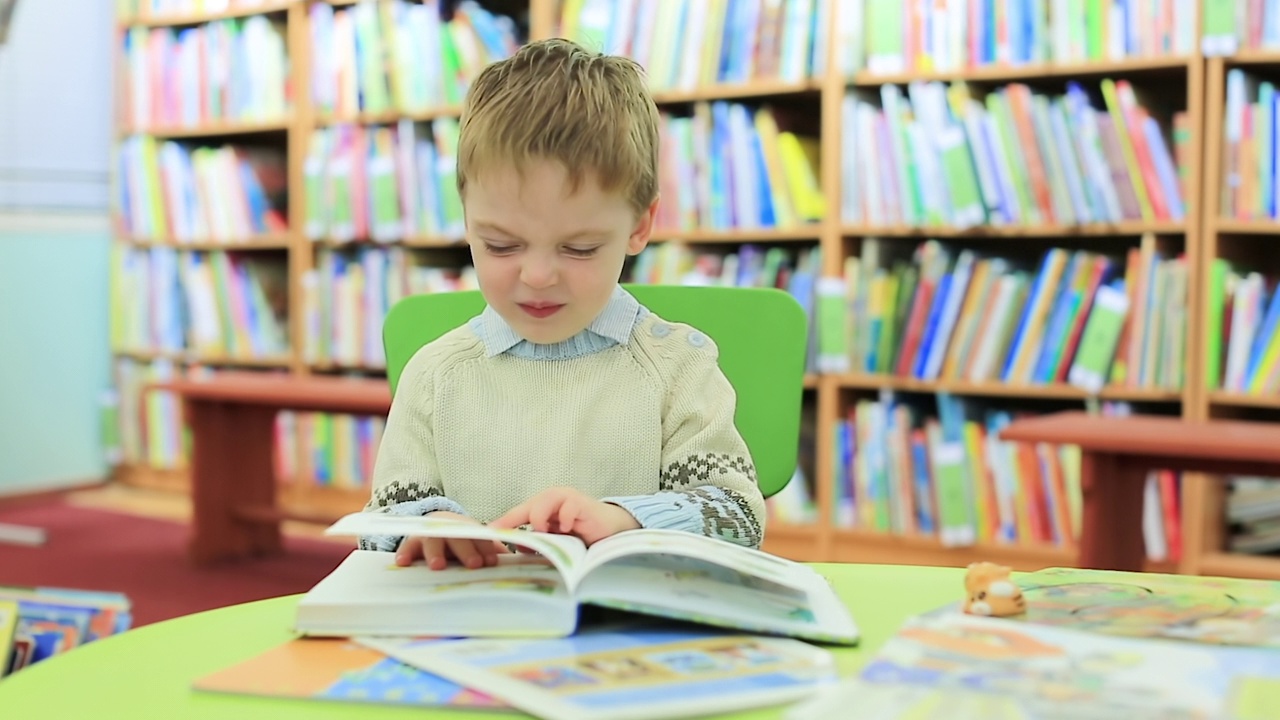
[963,561,1026,617]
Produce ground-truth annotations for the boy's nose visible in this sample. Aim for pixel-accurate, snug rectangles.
[520,260,557,289]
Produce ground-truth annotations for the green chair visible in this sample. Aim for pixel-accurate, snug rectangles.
[382,284,808,498]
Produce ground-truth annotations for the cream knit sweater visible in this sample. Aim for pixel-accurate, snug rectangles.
[359,290,766,551]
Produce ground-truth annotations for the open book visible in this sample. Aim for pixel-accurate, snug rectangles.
[301,512,859,645]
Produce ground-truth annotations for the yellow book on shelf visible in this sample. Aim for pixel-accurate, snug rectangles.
[777,132,825,221]
[699,0,728,87]
[962,421,992,544]
[1100,79,1154,221]
[752,107,796,227]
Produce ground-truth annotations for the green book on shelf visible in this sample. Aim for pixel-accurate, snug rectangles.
[816,277,850,373]
[1067,281,1130,395]
[1206,258,1229,389]
[1202,0,1239,56]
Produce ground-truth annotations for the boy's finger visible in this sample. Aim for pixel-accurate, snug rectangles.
[447,537,484,569]
[477,538,499,567]
[488,503,530,530]
[558,498,581,534]
[395,536,424,566]
[529,498,558,533]
[424,537,448,570]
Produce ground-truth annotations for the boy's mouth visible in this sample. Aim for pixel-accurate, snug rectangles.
[518,302,564,319]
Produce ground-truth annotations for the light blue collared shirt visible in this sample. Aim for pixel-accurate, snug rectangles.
[467,285,648,360]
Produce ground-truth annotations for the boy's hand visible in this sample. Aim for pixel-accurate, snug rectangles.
[394,511,510,570]
[489,487,641,545]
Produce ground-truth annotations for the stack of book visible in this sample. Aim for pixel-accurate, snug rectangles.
[1,586,132,678]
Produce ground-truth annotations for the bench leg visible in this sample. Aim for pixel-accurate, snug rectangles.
[1076,451,1147,571]
[186,400,281,566]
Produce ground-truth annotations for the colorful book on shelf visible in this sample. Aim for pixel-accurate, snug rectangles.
[359,622,839,720]
[193,637,506,710]
[304,513,859,645]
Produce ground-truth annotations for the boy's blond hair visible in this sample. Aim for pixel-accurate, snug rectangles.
[456,38,660,217]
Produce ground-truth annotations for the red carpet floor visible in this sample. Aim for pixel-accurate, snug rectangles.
[0,498,353,627]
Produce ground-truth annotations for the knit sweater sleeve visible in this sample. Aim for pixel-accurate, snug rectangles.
[357,346,467,552]
[604,328,767,548]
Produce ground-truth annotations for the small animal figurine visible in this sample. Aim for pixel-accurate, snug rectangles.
[963,561,1026,617]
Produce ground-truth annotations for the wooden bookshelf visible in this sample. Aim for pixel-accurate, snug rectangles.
[852,56,1195,87]
[832,374,1183,403]
[118,119,291,139]
[108,1,1280,574]
[125,0,293,28]
[841,221,1186,239]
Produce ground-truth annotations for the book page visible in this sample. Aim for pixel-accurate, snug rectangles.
[323,512,589,577]
[359,623,838,720]
[571,532,858,645]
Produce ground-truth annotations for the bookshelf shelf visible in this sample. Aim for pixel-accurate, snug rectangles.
[650,227,822,244]
[840,221,1186,239]
[315,107,464,127]
[1196,552,1280,580]
[121,120,291,139]
[650,79,823,105]
[1206,392,1280,410]
[128,0,293,28]
[851,56,1193,87]
[1222,50,1280,68]
[832,374,1182,403]
[124,235,293,250]
[113,349,293,368]
[312,236,467,249]
[1211,219,1280,235]
[829,529,1179,574]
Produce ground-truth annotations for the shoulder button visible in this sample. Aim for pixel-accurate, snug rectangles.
[687,331,707,348]
[651,323,672,338]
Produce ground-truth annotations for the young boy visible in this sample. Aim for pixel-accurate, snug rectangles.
[359,38,765,570]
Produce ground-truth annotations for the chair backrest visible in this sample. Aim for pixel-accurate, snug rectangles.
[382,284,808,497]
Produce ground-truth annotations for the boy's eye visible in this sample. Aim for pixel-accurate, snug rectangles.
[483,242,517,255]
[564,246,599,258]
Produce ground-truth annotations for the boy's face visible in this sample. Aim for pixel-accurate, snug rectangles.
[463,159,656,345]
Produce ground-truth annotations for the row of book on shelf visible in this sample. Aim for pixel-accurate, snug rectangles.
[118,72,1187,246]
[841,79,1188,228]
[559,0,832,91]
[310,0,519,117]
[119,100,826,246]
[121,13,288,131]
[831,395,1183,563]
[819,234,1188,392]
[853,0,1198,76]
[1223,68,1280,223]
[123,0,1265,90]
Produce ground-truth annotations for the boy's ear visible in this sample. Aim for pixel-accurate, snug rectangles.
[626,195,659,255]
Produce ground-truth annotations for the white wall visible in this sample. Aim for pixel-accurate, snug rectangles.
[0,0,113,212]
[0,0,114,492]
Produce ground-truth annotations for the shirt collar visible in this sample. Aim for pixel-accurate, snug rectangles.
[475,285,641,357]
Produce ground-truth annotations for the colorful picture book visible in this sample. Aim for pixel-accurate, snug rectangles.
[304,513,859,645]
[933,567,1280,649]
[0,584,132,677]
[787,611,1280,720]
[360,623,839,720]
[193,637,506,710]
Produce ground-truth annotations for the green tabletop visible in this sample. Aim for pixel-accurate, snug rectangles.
[0,563,963,719]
